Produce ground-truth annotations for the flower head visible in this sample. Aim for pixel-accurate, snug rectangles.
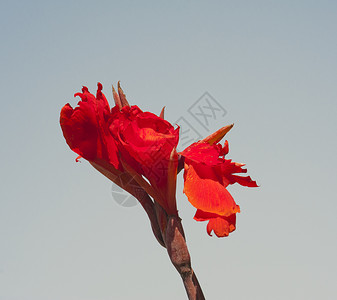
[60,83,256,238]
[180,125,257,237]
[110,105,179,214]
[60,83,121,171]
[60,83,180,216]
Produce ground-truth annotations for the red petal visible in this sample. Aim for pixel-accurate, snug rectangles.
[227,175,258,187]
[180,142,222,165]
[60,102,98,160]
[220,140,229,156]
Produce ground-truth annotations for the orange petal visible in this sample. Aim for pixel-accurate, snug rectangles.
[194,210,236,237]
[202,124,234,145]
[183,163,240,217]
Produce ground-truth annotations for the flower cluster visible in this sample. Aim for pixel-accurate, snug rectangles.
[60,82,257,238]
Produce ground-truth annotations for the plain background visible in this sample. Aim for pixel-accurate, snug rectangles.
[1,1,336,299]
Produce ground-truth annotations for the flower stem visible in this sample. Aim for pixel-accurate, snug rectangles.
[165,216,205,300]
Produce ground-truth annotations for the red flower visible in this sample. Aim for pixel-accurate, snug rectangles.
[60,83,256,238]
[180,125,257,237]
[110,105,179,214]
[60,83,121,172]
[60,82,179,215]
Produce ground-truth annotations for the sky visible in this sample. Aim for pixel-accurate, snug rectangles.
[1,0,336,299]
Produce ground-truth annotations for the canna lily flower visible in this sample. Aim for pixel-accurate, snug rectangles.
[110,105,180,215]
[60,83,121,173]
[60,82,179,216]
[60,82,256,239]
[60,83,154,209]
[180,125,257,237]
[60,82,179,246]
[60,82,256,299]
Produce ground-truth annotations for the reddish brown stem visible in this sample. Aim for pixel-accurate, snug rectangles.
[134,188,165,247]
[165,216,205,300]
[191,271,205,300]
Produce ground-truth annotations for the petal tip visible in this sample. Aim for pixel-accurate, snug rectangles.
[202,124,234,145]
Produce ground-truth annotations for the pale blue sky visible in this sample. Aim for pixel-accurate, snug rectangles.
[1,1,336,299]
